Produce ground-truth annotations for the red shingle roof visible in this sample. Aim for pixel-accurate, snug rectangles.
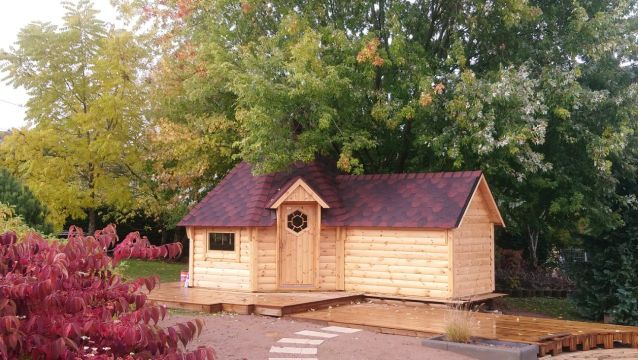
[178,161,485,229]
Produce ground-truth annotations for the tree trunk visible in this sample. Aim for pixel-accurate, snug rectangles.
[397,120,413,172]
[160,228,169,245]
[527,225,540,268]
[175,227,188,261]
[87,207,96,235]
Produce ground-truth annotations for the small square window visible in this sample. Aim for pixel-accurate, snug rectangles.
[208,232,235,251]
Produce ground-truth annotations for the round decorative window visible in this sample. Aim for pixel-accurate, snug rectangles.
[287,210,308,233]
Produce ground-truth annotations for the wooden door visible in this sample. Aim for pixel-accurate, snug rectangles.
[278,204,317,289]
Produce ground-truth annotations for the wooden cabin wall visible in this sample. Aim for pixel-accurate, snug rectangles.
[343,228,450,298]
[253,225,337,291]
[451,188,495,297]
[254,225,277,291]
[190,227,251,291]
[318,227,337,290]
[189,223,339,292]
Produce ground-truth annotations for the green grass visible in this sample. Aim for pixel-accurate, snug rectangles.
[501,297,584,321]
[117,259,187,283]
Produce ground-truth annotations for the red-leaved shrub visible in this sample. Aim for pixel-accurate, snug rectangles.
[0,225,214,360]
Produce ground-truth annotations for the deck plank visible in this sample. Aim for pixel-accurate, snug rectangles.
[289,302,638,356]
[147,282,364,315]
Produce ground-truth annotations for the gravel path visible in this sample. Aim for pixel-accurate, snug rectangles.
[164,312,474,360]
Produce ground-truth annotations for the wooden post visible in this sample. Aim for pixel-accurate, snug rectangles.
[335,227,345,291]
[186,227,195,287]
[275,207,281,290]
[552,340,562,355]
[250,227,259,292]
[447,230,455,298]
[491,223,495,292]
[569,336,577,351]
[314,204,321,289]
[603,334,613,349]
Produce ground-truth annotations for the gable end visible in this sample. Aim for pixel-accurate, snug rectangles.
[267,177,330,209]
[455,175,505,228]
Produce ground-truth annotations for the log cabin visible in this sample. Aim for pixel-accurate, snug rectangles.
[178,161,505,300]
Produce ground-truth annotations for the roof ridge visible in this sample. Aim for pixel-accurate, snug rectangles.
[178,161,498,229]
[335,169,482,180]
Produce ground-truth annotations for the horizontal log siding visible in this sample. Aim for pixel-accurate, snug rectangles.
[318,227,337,290]
[191,227,251,291]
[452,189,495,297]
[255,225,277,291]
[344,228,450,298]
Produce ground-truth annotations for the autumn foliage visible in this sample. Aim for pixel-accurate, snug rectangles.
[0,225,214,359]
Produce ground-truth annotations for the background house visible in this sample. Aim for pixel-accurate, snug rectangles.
[179,161,504,299]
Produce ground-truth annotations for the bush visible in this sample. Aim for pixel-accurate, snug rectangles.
[0,225,215,359]
[0,202,37,238]
[0,169,51,233]
[444,308,474,343]
[495,248,574,293]
[572,226,638,325]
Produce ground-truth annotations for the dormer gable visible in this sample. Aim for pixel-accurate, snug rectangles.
[267,177,330,209]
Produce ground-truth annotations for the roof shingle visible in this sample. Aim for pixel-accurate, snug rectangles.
[178,161,484,229]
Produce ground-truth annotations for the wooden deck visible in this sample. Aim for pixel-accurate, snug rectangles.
[149,284,638,356]
[147,282,364,316]
[289,301,638,357]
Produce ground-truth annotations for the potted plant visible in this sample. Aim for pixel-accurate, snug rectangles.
[423,305,538,360]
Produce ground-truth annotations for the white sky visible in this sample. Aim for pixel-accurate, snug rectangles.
[0,0,121,131]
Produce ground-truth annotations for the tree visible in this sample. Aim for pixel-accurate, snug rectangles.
[130,117,237,243]
[0,224,215,359]
[0,0,150,234]
[0,169,51,233]
[118,0,638,262]
[571,136,638,325]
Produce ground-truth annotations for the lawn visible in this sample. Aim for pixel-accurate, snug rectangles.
[117,259,186,283]
[500,297,584,321]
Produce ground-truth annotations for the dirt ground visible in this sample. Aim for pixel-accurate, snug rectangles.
[164,312,474,360]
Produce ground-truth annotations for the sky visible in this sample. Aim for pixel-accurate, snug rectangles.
[0,0,121,131]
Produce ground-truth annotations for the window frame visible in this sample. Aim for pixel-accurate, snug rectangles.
[206,230,239,261]
[287,209,309,234]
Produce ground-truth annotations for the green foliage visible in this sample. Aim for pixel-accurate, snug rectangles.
[2,1,637,323]
[113,0,638,265]
[0,202,36,237]
[570,133,638,325]
[0,169,51,233]
[572,226,638,325]
[0,0,149,233]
